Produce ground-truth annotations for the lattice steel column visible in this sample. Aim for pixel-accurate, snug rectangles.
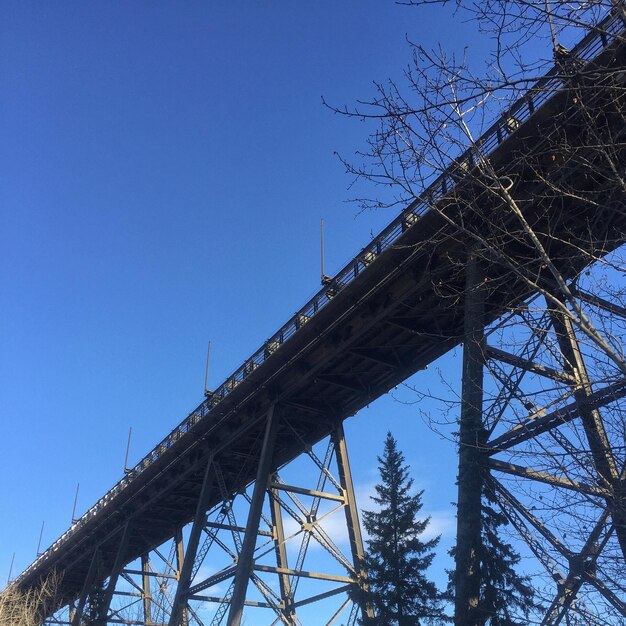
[92,522,132,626]
[174,528,188,626]
[476,289,626,625]
[169,453,216,626]
[549,305,626,559]
[268,474,296,625]
[332,422,375,624]
[141,554,152,626]
[227,403,279,626]
[70,547,103,626]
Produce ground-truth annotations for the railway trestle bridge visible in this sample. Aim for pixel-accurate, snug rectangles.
[11,9,626,626]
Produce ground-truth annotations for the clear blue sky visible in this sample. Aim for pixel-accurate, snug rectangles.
[1,0,489,604]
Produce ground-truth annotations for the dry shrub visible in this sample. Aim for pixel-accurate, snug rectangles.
[0,573,60,626]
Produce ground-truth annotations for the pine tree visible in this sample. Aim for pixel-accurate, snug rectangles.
[362,432,443,626]
[447,486,541,625]
[478,488,540,625]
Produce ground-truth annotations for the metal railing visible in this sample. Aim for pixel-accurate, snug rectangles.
[16,9,625,584]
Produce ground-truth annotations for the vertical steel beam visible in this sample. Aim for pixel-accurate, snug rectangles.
[332,422,375,624]
[174,528,188,626]
[93,521,132,625]
[141,553,153,625]
[168,454,216,626]
[227,404,279,626]
[550,311,618,476]
[71,548,101,626]
[455,252,485,626]
[175,527,185,579]
[269,475,296,625]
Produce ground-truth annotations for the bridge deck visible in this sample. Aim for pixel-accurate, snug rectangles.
[16,10,626,608]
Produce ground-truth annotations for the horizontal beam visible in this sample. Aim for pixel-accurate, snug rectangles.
[292,583,354,609]
[486,345,574,383]
[487,458,609,497]
[188,594,274,609]
[188,564,237,596]
[111,590,142,598]
[253,563,354,584]
[121,569,177,579]
[487,380,626,452]
[269,482,345,503]
[204,521,272,537]
[570,287,626,320]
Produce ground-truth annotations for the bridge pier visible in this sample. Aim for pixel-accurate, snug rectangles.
[70,546,103,626]
[466,286,626,624]
[268,473,296,624]
[454,252,486,626]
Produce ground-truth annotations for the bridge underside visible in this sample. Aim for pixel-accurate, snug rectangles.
[12,11,626,626]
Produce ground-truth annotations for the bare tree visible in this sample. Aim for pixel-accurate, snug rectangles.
[0,573,61,626]
[328,2,626,624]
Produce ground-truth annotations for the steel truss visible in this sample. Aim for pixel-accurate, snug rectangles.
[456,257,626,625]
[44,416,373,626]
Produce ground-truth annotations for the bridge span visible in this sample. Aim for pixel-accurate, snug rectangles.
[14,9,626,626]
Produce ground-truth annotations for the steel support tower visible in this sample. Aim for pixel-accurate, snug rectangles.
[455,267,626,625]
[49,419,374,626]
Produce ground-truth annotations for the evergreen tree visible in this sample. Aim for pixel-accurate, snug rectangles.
[447,485,541,625]
[362,432,443,625]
